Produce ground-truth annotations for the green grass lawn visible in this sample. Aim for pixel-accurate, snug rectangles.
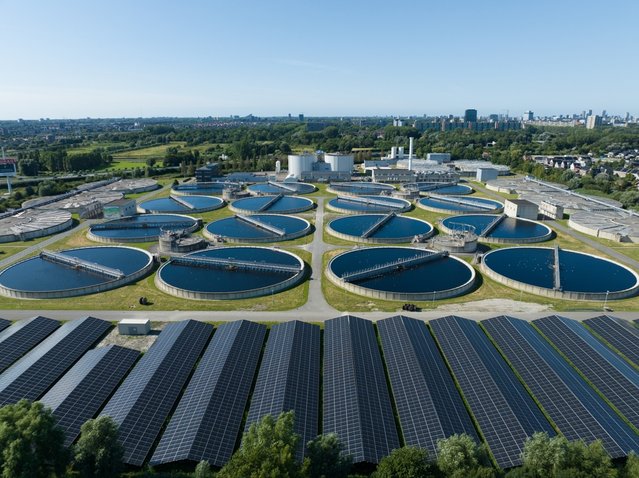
[112,142,186,161]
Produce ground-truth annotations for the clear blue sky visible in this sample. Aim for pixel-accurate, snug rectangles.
[1,0,636,119]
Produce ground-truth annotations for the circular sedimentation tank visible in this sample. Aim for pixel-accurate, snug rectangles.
[410,182,474,195]
[440,214,553,244]
[327,246,475,301]
[101,178,159,194]
[171,182,240,196]
[327,182,396,196]
[0,246,154,299]
[88,214,200,243]
[156,246,306,300]
[247,181,316,195]
[204,214,311,243]
[327,214,433,243]
[481,246,639,300]
[137,195,224,214]
[327,195,411,214]
[418,195,503,214]
[230,195,314,215]
[0,209,74,243]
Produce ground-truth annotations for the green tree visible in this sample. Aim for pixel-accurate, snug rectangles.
[436,434,493,478]
[563,440,616,478]
[217,411,301,478]
[302,433,351,478]
[518,433,569,478]
[73,416,124,478]
[373,446,436,478]
[194,460,214,478]
[622,452,639,478]
[0,399,68,478]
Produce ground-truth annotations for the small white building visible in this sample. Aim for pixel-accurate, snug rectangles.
[103,199,136,219]
[476,167,499,182]
[426,153,451,163]
[504,199,539,220]
[540,201,564,220]
[118,318,151,336]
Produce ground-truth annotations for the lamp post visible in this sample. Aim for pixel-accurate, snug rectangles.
[603,290,609,311]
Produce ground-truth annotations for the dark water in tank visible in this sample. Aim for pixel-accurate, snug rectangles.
[329,196,408,212]
[159,248,301,293]
[232,196,313,213]
[329,248,473,293]
[330,182,395,195]
[248,183,315,195]
[419,196,502,212]
[173,182,238,195]
[441,215,550,240]
[0,247,151,292]
[329,215,432,239]
[90,214,198,240]
[206,215,309,239]
[417,183,473,195]
[139,196,222,212]
[483,248,637,293]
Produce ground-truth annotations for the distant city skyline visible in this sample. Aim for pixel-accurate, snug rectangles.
[1,0,637,120]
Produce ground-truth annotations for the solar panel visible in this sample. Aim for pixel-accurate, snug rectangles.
[534,315,639,433]
[39,345,139,447]
[429,315,554,469]
[100,320,213,467]
[323,315,399,465]
[0,316,111,406]
[149,320,266,468]
[0,318,10,333]
[483,316,639,459]
[244,321,320,460]
[0,316,60,374]
[377,315,478,456]
[583,315,639,367]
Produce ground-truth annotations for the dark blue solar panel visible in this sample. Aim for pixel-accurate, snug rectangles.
[323,315,400,465]
[100,320,213,467]
[584,315,639,367]
[0,317,111,406]
[40,345,139,447]
[0,318,9,333]
[149,320,266,468]
[534,315,639,433]
[0,316,60,373]
[378,315,478,456]
[429,315,554,469]
[483,316,639,459]
[244,321,320,460]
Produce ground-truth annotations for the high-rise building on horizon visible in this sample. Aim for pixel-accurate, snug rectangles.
[586,115,602,129]
[523,111,534,121]
[464,109,478,123]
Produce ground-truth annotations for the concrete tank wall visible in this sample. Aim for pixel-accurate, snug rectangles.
[0,216,74,243]
[0,247,154,299]
[325,253,476,301]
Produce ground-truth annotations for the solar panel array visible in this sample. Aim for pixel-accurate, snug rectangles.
[534,315,639,432]
[584,315,639,367]
[377,315,478,455]
[0,316,60,374]
[0,316,111,406]
[483,316,639,459]
[39,345,139,446]
[0,318,10,333]
[429,315,554,469]
[244,320,320,461]
[100,320,213,467]
[150,320,266,467]
[323,315,399,465]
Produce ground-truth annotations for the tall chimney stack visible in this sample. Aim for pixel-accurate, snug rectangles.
[408,137,414,171]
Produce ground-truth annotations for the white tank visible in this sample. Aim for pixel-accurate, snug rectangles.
[287,154,316,179]
[325,153,354,173]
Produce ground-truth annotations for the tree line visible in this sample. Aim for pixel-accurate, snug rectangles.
[2,401,639,478]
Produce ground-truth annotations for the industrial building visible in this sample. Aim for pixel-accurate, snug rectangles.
[103,199,136,219]
[504,199,539,220]
[195,163,221,182]
[287,152,353,181]
[476,167,499,182]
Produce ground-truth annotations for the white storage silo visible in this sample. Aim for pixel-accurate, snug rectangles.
[287,153,316,179]
[325,153,354,173]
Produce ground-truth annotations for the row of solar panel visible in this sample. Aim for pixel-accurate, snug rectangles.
[1,314,639,471]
